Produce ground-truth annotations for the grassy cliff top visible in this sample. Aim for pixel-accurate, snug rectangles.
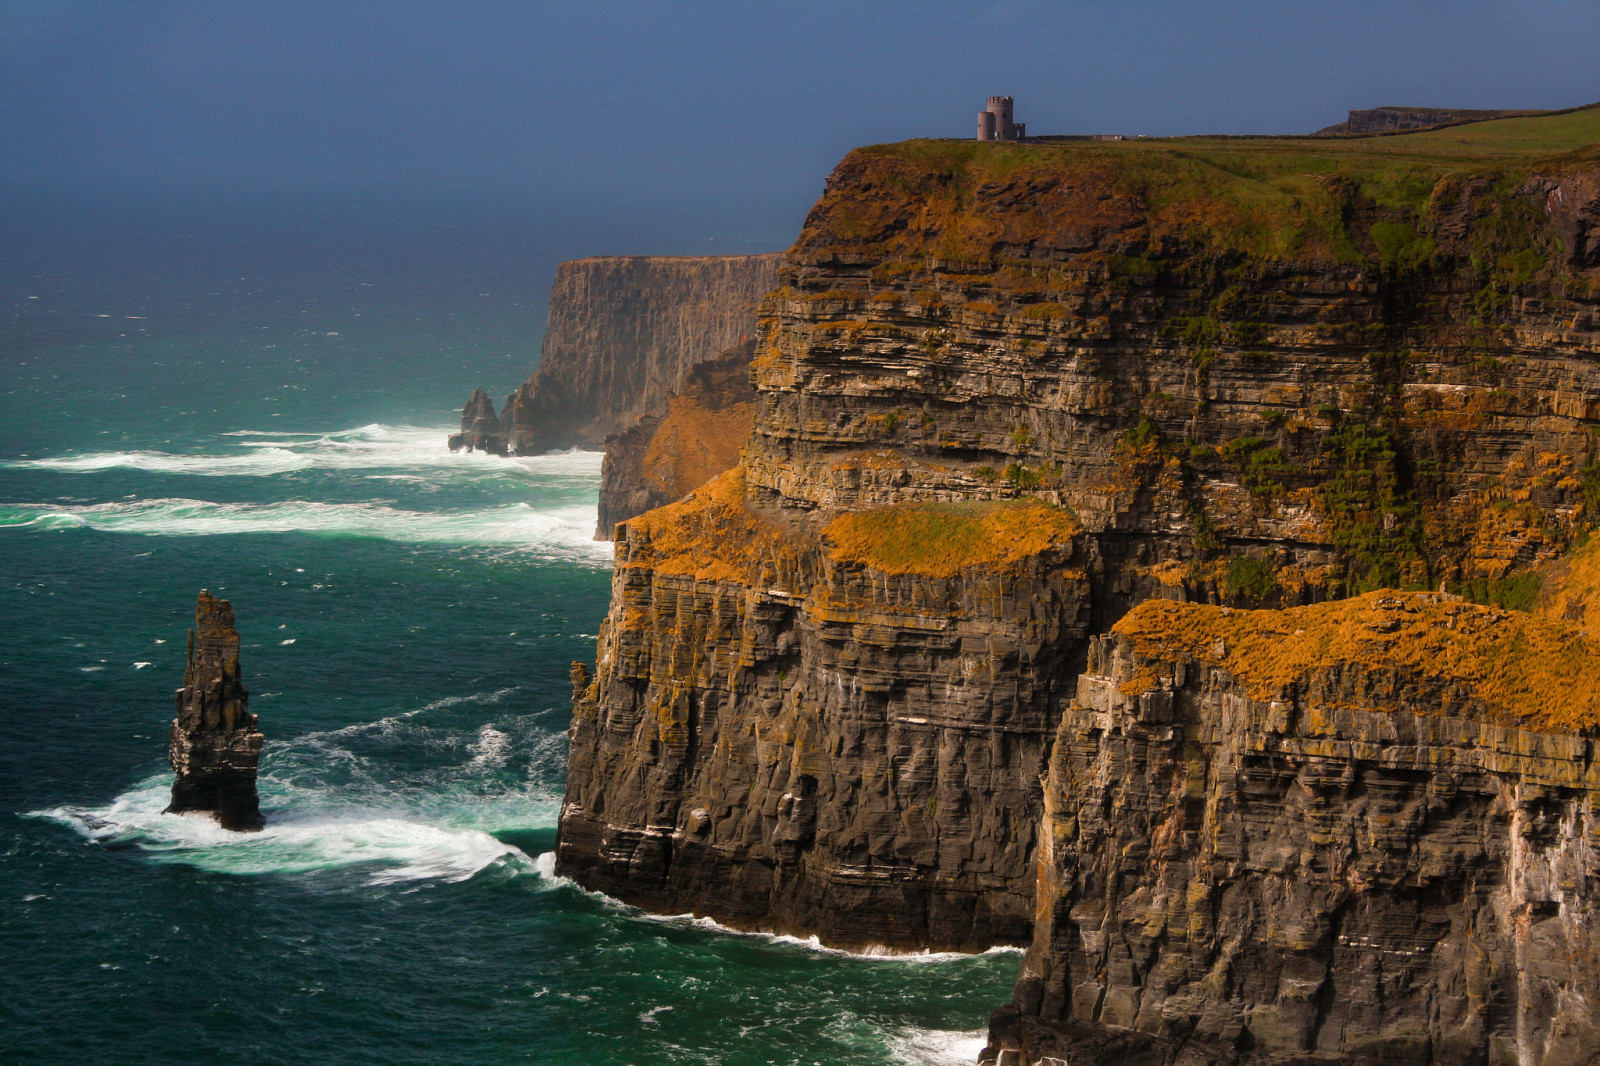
[1112,590,1600,734]
[621,468,800,584]
[825,498,1079,577]
[800,106,1600,265]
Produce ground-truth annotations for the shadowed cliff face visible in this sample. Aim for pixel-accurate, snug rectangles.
[559,113,1600,977]
[501,254,781,454]
[595,340,757,539]
[987,596,1600,1066]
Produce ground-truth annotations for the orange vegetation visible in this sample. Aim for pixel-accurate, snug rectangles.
[641,395,754,502]
[620,468,801,585]
[1536,535,1600,629]
[1111,591,1600,734]
[825,499,1079,578]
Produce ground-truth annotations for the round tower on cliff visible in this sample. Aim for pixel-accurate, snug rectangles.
[989,95,1014,131]
[976,96,1021,141]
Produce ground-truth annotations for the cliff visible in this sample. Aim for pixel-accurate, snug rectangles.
[987,593,1600,1065]
[166,590,263,832]
[557,107,1600,1021]
[1314,106,1550,136]
[499,254,781,454]
[595,340,757,538]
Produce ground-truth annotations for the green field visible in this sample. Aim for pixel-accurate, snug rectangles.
[839,105,1600,266]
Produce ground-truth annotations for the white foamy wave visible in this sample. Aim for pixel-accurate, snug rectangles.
[467,725,511,770]
[636,910,1027,962]
[32,778,533,885]
[4,423,605,480]
[0,496,613,562]
[887,1027,990,1066]
[29,692,566,884]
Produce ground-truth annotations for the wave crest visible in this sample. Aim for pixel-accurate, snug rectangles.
[4,423,605,479]
[0,496,613,561]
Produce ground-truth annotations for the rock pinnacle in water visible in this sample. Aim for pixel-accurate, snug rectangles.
[165,590,264,831]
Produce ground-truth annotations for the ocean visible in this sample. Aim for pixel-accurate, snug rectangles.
[0,197,1018,1065]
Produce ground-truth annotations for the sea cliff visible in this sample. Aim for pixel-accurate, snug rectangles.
[450,253,780,535]
[989,594,1600,1064]
[501,253,780,454]
[557,108,1600,1061]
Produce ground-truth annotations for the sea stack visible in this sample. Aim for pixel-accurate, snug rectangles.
[166,590,264,831]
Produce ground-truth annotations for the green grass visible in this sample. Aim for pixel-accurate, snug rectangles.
[832,106,1599,266]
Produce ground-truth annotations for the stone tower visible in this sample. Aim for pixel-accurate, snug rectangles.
[977,96,1025,141]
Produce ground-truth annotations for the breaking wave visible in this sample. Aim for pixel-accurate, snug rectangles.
[0,496,612,560]
[886,1027,990,1066]
[3,423,604,480]
[29,691,567,886]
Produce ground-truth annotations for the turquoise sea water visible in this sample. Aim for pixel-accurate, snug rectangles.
[0,204,1016,1065]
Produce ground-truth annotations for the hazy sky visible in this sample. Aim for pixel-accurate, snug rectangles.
[3,0,1598,246]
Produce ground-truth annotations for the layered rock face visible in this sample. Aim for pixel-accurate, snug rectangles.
[499,254,781,454]
[559,114,1600,967]
[562,477,1088,947]
[988,594,1600,1066]
[595,341,757,538]
[166,590,263,832]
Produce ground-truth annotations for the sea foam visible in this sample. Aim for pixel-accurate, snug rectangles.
[0,496,612,561]
[5,423,605,479]
[30,690,564,885]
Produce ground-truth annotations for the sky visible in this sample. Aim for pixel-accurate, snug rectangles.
[3,0,1599,252]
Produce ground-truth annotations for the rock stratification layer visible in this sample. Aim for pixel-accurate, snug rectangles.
[558,109,1600,1039]
[988,594,1600,1066]
[500,254,781,454]
[166,590,263,832]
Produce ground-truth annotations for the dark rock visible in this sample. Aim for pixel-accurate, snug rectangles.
[165,590,263,832]
[986,624,1600,1065]
[448,387,507,455]
[556,129,1600,1048]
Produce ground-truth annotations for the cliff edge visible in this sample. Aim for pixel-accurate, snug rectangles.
[558,108,1600,1058]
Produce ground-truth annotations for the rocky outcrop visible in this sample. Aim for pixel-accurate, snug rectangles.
[595,340,757,538]
[495,254,780,454]
[987,593,1600,1066]
[447,388,507,455]
[559,114,1600,963]
[166,590,263,832]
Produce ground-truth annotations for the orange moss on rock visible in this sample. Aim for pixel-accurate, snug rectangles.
[1112,590,1600,734]
[1536,535,1600,628]
[824,499,1079,578]
[620,468,802,585]
[640,393,754,503]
